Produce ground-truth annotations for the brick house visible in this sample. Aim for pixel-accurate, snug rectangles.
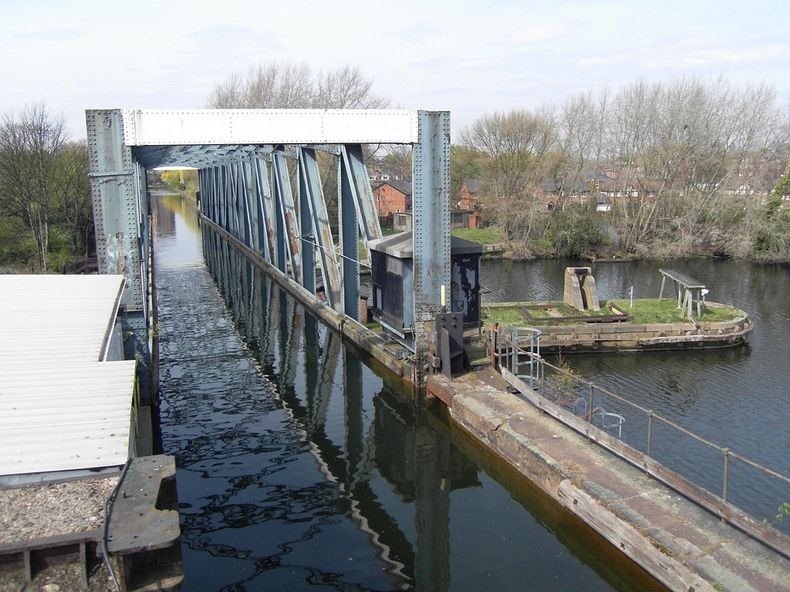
[372,180,412,221]
[454,179,482,228]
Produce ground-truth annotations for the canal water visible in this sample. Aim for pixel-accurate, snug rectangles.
[483,258,790,531]
[153,192,660,591]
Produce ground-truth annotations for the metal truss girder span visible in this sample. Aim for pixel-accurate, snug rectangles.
[87,107,451,369]
[121,109,419,146]
[133,145,273,169]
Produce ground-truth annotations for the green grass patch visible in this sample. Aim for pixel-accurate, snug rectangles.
[452,226,504,244]
[484,298,744,327]
[483,306,529,326]
[609,299,742,323]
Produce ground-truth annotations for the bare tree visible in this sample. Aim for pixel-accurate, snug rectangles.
[554,90,609,201]
[208,62,389,110]
[315,65,390,109]
[0,104,67,271]
[460,109,555,199]
[56,141,93,257]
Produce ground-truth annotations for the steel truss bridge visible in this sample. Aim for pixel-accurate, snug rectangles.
[87,108,451,391]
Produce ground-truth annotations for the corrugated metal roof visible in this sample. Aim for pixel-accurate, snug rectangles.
[0,275,136,476]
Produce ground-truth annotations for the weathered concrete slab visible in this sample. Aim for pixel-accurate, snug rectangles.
[107,455,179,554]
[428,371,790,592]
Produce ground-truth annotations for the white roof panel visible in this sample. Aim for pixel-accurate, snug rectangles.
[0,275,135,476]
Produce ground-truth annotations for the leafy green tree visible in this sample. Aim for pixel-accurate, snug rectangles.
[772,175,790,198]
[450,145,487,197]
[545,202,606,258]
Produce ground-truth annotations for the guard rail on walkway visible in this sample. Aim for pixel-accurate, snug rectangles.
[493,326,790,558]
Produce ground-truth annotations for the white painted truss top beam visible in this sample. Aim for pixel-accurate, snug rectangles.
[120,109,420,146]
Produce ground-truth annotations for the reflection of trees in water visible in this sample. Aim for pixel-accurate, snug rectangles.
[201,225,491,590]
[153,191,201,232]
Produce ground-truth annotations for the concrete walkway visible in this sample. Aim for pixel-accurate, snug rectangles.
[428,370,790,592]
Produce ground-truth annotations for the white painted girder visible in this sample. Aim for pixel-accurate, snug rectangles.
[122,109,419,146]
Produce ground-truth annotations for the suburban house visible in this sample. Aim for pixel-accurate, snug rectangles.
[453,179,483,228]
[372,180,412,225]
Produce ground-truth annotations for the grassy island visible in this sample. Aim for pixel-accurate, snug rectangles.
[484,299,744,327]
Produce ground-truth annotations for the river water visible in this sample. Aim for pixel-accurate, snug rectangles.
[483,258,790,530]
[153,193,661,591]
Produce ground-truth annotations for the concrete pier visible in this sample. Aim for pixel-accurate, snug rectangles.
[428,370,790,592]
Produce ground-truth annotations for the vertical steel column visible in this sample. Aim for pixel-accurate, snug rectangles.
[297,148,341,309]
[338,146,360,320]
[412,111,451,368]
[86,109,143,309]
[85,109,152,401]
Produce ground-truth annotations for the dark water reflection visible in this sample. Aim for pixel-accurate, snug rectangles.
[153,193,660,591]
[483,258,790,530]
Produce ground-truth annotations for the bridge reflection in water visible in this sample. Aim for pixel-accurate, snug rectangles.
[155,193,659,591]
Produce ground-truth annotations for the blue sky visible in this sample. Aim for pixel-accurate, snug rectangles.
[1,0,788,140]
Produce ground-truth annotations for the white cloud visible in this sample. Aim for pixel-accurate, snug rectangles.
[511,23,570,44]
[581,36,790,72]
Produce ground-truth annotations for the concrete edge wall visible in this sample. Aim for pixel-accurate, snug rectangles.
[444,385,714,592]
[431,374,790,591]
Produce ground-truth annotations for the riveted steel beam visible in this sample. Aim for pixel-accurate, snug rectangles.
[121,109,419,146]
[297,148,341,309]
[338,150,360,320]
[412,111,451,371]
[253,158,275,264]
[86,110,144,311]
[339,145,383,243]
[271,153,300,280]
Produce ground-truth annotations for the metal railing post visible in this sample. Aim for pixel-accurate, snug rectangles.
[647,410,654,457]
[588,384,594,422]
[540,361,545,394]
[722,447,730,502]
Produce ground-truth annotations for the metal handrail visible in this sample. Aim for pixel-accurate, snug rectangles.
[500,332,790,510]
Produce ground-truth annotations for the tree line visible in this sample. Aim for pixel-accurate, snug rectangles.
[2,67,787,273]
[456,79,789,261]
[0,104,93,272]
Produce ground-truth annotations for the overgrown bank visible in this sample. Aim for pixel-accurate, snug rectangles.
[453,191,790,263]
[0,105,95,273]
